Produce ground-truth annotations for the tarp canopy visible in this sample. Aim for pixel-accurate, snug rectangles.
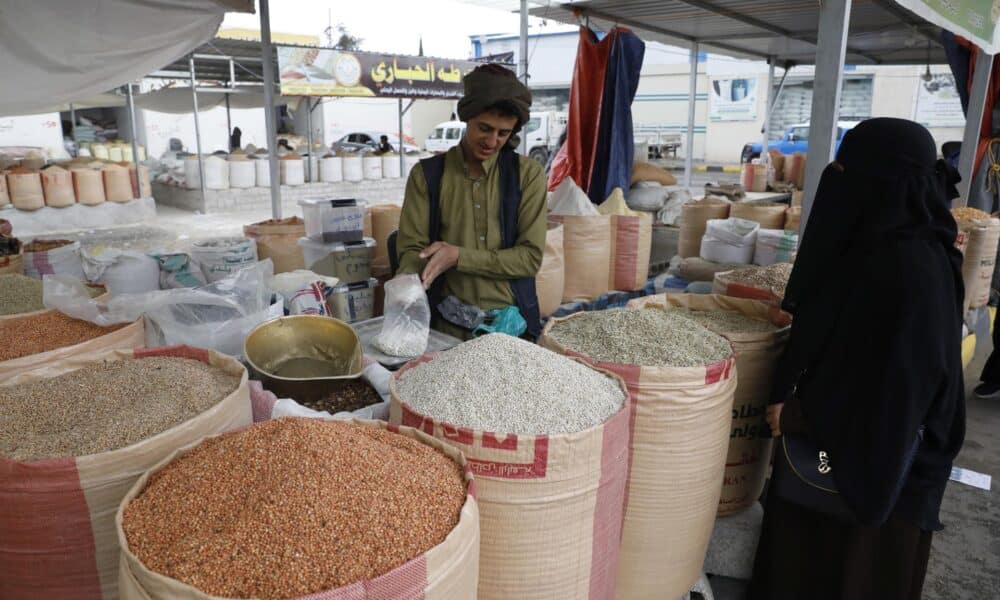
[0,0,254,117]
[134,86,301,114]
[19,92,128,116]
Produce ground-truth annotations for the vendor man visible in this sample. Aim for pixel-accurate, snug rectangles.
[396,64,546,339]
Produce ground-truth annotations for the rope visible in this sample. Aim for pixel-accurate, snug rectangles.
[987,138,1000,194]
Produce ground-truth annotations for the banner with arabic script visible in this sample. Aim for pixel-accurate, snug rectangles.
[277,47,478,98]
[894,1,999,54]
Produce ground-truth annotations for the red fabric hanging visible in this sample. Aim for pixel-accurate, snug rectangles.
[960,38,1000,175]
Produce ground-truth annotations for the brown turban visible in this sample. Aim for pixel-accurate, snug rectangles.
[456,64,532,128]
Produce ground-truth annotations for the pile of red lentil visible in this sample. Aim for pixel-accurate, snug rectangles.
[0,311,127,361]
[122,418,466,599]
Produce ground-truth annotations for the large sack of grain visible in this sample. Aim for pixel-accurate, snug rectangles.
[390,337,630,600]
[370,204,402,271]
[784,206,801,231]
[116,419,479,600]
[0,345,252,600]
[103,165,133,203]
[700,218,759,265]
[610,213,652,291]
[713,263,794,307]
[549,214,612,301]
[784,152,806,189]
[627,294,791,516]
[0,170,9,206]
[678,198,730,258]
[81,248,161,296]
[244,217,306,274]
[753,229,799,266]
[7,168,45,210]
[23,239,85,281]
[72,168,106,205]
[679,256,742,283]
[539,308,737,600]
[41,166,75,207]
[739,163,767,193]
[730,201,787,229]
[536,221,565,317]
[631,161,677,186]
[768,150,785,182]
[956,217,1000,311]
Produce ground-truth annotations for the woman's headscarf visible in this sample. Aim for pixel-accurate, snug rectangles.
[773,118,966,528]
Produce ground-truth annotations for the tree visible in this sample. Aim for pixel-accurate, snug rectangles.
[333,23,362,51]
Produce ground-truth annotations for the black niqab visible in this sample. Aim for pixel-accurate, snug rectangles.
[772,118,966,530]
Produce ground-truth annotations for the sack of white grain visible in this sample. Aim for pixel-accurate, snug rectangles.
[730,201,786,230]
[700,218,759,265]
[627,294,790,516]
[115,419,479,600]
[390,335,630,600]
[678,197,731,258]
[279,156,305,186]
[539,307,737,600]
[753,229,799,266]
[536,221,565,317]
[953,212,1000,312]
[713,263,794,307]
[81,247,161,295]
[0,345,252,600]
[190,237,258,283]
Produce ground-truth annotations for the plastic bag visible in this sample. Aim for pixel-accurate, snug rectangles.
[626,181,668,212]
[549,177,599,216]
[288,282,334,316]
[156,253,208,289]
[269,269,339,311]
[473,306,527,338]
[372,274,430,358]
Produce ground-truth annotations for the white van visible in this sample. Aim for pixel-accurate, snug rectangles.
[424,112,568,162]
[425,121,465,153]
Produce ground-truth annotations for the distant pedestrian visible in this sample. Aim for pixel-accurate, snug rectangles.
[376,135,393,154]
[230,127,242,151]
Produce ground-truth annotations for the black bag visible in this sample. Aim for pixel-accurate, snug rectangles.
[771,431,856,522]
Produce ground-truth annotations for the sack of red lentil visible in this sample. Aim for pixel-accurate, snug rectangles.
[0,345,252,600]
[389,335,630,600]
[627,293,790,516]
[115,419,480,600]
[539,309,737,600]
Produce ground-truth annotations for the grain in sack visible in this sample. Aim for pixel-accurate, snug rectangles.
[7,168,44,210]
[713,263,794,307]
[244,217,306,274]
[785,206,801,231]
[753,228,799,266]
[0,252,23,275]
[391,334,629,600]
[539,307,737,600]
[0,346,252,600]
[319,154,343,182]
[41,166,75,207]
[23,238,85,281]
[191,237,258,283]
[537,221,565,317]
[72,168,106,205]
[730,201,787,229]
[116,418,479,600]
[678,197,730,258]
[784,152,806,189]
[956,217,1000,311]
[81,247,161,295]
[627,294,790,516]
[549,214,612,301]
[370,203,402,271]
[739,162,767,193]
[700,218,759,265]
[600,188,653,291]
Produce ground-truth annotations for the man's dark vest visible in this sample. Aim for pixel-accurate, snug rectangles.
[420,149,541,337]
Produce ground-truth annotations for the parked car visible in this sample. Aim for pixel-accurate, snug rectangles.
[425,120,465,154]
[425,111,568,164]
[330,131,418,154]
[740,120,860,163]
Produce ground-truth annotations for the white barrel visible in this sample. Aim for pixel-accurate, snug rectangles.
[404,153,421,177]
[92,144,110,160]
[108,146,124,162]
[382,154,401,179]
[203,155,229,190]
[342,156,363,182]
[184,157,201,190]
[122,146,134,163]
[228,160,255,189]
[280,158,305,186]
[255,157,271,187]
[320,156,343,183]
[363,155,383,180]
[78,147,93,158]
[307,155,320,182]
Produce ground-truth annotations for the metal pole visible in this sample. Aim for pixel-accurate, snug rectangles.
[683,43,698,188]
[189,55,207,208]
[398,97,405,176]
[225,94,232,148]
[762,59,775,161]
[957,50,993,207]
[519,0,529,156]
[306,98,314,182]
[69,103,76,143]
[126,83,141,168]
[801,0,851,232]
[260,0,282,219]
[761,65,790,135]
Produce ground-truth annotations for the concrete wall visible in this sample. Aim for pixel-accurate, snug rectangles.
[632,63,708,160]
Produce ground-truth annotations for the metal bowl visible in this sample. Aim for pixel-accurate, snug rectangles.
[243,315,364,403]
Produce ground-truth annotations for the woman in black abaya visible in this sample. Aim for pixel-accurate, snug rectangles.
[749,118,966,600]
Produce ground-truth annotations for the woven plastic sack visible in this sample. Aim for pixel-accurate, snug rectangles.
[103,165,132,203]
[244,217,306,274]
[712,266,790,307]
[82,248,161,296]
[72,168,106,205]
[700,218,759,265]
[626,181,668,212]
[630,161,677,186]
[957,217,1000,312]
[539,307,737,600]
[549,214,612,301]
[0,345,252,600]
[0,169,9,206]
[678,256,742,283]
[730,201,786,229]
[537,221,565,317]
[41,166,75,208]
[627,294,790,516]
[784,206,801,232]
[678,198,730,258]
[784,152,806,189]
[753,229,799,266]
[8,169,44,210]
[610,213,652,291]
[390,355,629,600]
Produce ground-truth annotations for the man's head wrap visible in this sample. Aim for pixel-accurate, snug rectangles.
[456,64,532,129]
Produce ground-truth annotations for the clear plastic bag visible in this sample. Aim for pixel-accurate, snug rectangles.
[372,274,430,358]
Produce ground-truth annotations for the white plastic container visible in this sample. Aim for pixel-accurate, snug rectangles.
[329,278,379,323]
[280,157,305,186]
[298,197,366,242]
[108,145,124,163]
[184,157,201,190]
[306,155,320,182]
[342,155,363,182]
[92,144,110,160]
[320,156,343,183]
[298,237,376,282]
[381,154,401,179]
[255,156,271,187]
[403,153,422,177]
[191,237,258,283]
[204,155,229,190]
[363,155,383,180]
[228,159,255,189]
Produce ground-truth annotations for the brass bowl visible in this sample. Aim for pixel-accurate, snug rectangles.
[244,315,364,403]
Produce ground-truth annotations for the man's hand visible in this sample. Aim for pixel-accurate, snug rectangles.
[767,403,783,438]
[419,242,460,289]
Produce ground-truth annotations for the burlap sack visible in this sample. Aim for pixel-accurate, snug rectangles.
[103,165,133,203]
[370,204,402,271]
[390,356,630,600]
[678,199,730,258]
[957,218,1000,311]
[739,163,767,193]
[537,221,565,317]
[768,150,785,182]
[627,294,790,516]
[42,166,75,208]
[550,214,612,301]
[72,168,106,205]
[0,253,22,275]
[784,152,806,190]
[679,256,741,283]
[0,169,9,206]
[116,419,479,600]
[243,217,307,274]
[713,268,789,307]
[730,201,787,229]
[631,161,677,186]
[0,346,252,600]
[785,206,801,232]
[539,309,737,600]
[0,317,145,380]
[8,169,44,210]
[610,213,653,291]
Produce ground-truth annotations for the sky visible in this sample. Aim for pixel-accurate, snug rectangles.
[221,0,576,59]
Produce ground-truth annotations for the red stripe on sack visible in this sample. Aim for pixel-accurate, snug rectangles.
[705,360,727,384]
[467,436,549,479]
[463,463,477,500]
[400,403,435,437]
[615,217,640,290]
[0,457,102,599]
[386,423,400,434]
[481,431,518,450]
[32,249,53,276]
[440,422,475,446]
[135,344,211,364]
[726,282,774,302]
[610,364,641,528]
[248,381,278,423]
[589,398,630,599]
